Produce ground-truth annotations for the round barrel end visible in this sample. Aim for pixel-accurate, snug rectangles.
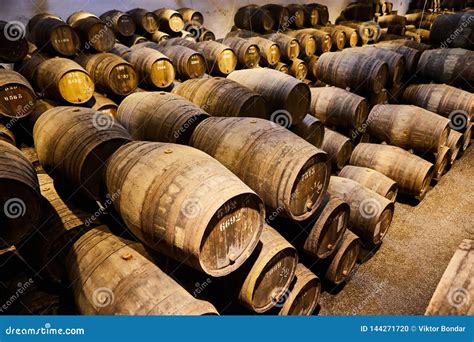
[187,53,207,79]
[0,84,36,119]
[325,232,360,285]
[88,23,116,52]
[58,71,95,104]
[267,44,281,66]
[117,14,137,37]
[284,82,311,126]
[349,32,358,47]
[217,49,237,75]
[304,37,317,57]
[169,14,185,32]
[371,202,394,245]
[109,63,139,96]
[417,165,434,200]
[150,59,175,88]
[50,25,81,56]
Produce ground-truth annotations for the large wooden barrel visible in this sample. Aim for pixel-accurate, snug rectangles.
[34,107,132,199]
[0,141,41,248]
[334,25,359,47]
[111,43,175,88]
[127,8,159,34]
[100,10,136,37]
[316,25,346,51]
[305,55,319,79]
[0,69,36,119]
[28,98,56,130]
[367,104,450,153]
[172,77,268,119]
[291,114,324,148]
[375,44,421,77]
[88,92,118,118]
[219,37,260,69]
[191,117,330,221]
[154,8,185,33]
[285,31,316,58]
[28,14,80,56]
[178,8,204,25]
[321,128,353,170]
[402,84,474,121]
[67,226,218,315]
[328,176,394,246]
[425,239,473,315]
[261,4,290,30]
[339,165,398,202]
[288,29,332,54]
[234,5,274,33]
[263,34,300,61]
[432,146,451,181]
[446,130,463,164]
[0,124,15,146]
[0,21,29,62]
[307,3,329,25]
[247,36,281,66]
[310,86,368,128]
[316,51,389,95]
[350,143,434,199]
[227,68,310,126]
[417,48,474,92]
[105,141,265,276]
[20,55,94,104]
[325,230,360,284]
[75,53,138,96]
[430,12,474,49]
[276,264,320,315]
[117,92,209,144]
[67,12,116,52]
[340,21,381,45]
[289,59,308,80]
[192,41,237,75]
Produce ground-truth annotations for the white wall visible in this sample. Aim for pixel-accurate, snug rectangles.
[1,0,412,39]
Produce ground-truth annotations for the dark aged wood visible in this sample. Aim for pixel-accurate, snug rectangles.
[291,114,325,148]
[153,8,185,33]
[0,69,36,118]
[100,10,136,37]
[0,124,15,146]
[234,5,274,33]
[0,21,29,62]
[430,12,474,49]
[127,8,159,34]
[325,230,360,284]
[321,128,353,170]
[67,11,116,52]
[261,4,290,30]
[178,8,204,25]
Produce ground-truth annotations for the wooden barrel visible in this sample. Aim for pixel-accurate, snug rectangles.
[20,147,44,174]
[339,165,398,202]
[328,176,394,246]
[0,141,41,248]
[27,14,80,56]
[172,78,268,119]
[0,20,28,63]
[350,143,434,199]
[321,128,353,170]
[67,226,218,315]
[446,130,463,164]
[289,59,308,80]
[369,88,389,108]
[178,8,204,25]
[310,86,369,128]
[273,62,289,74]
[247,36,281,66]
[88,92,118,118]
[417,48,474,92]
[286,4,306,29]
[307,4,329,25]
[119,33,149,46]
[0,69,36,119]
[277,264,320,315]
[462,123,472,151]
[192,41,237,75]
[0,124,15,145]
[433,146,451,181]
[75,53,138,96]
[335,25,359,47]
[288,29,332,54]
[67,12,116,52]
[291,114,324,148]
[377,14,407,28]
[375,44,421,77]
[151,30,171,42]
[234,5,274,33]
[112,43,175,88]
[285,31,316,58]
[261,4,290,30]
[29,98,56,130]
[402,84,474,121]
[154,8,185,33]
[117,92,209,144]
[340,21,381,45]
[219,37,260,69]
[316,25,346,51]
[367,104,450,153]
[34,107,132,199]
[345,46,406,86]
[104,141,265,276]
[379,38,431,52]
[100,10,136,37]
[430,12,474,49]
[316,51,389,95]
[127,8,159,34]
[305,55,318,79]
[227,68,311,126]
[382,1,394,14]
[325,230,360,284]
[191,117,330,221]
[425,239,473,315]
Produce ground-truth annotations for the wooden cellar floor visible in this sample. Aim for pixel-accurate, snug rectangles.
[319,145,474,315]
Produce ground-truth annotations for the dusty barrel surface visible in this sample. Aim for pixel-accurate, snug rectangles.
[0,141,41,248]
[328,176,394,246]
[104,141,265,276]
[75,53,138,96]
[172,77,268,119]
[191,117,330,221]
[117,92,209,144]
[0,69,36,119]
[430,12,474,49]
[100,10,136,37]
[367,104,450,153]
[20,55,94,104]
[325,230,360,284]
[321,128,353,170]
[34,107,132,199]
[178,7,204,25]
[291,114,325,148]
[316,51,389,95]
[220,37,261,69]
[227,68,310,126]
[88,92,118,118]
[288,29,332,54]
[263,33,301,61]
[277,264,320,316]
[310,86,368,128]
[246,36,281,66]
[28,14,81,56]
[417,48,474,92]
[154,8,185,33]
[127,8,159,34]
[67,226,218,315]
[350,143,434,199]
[375,44,421,77]
[234,5,274,33]
[0,21,29,63]
[67,12,116,52]
[339,165,398,202]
